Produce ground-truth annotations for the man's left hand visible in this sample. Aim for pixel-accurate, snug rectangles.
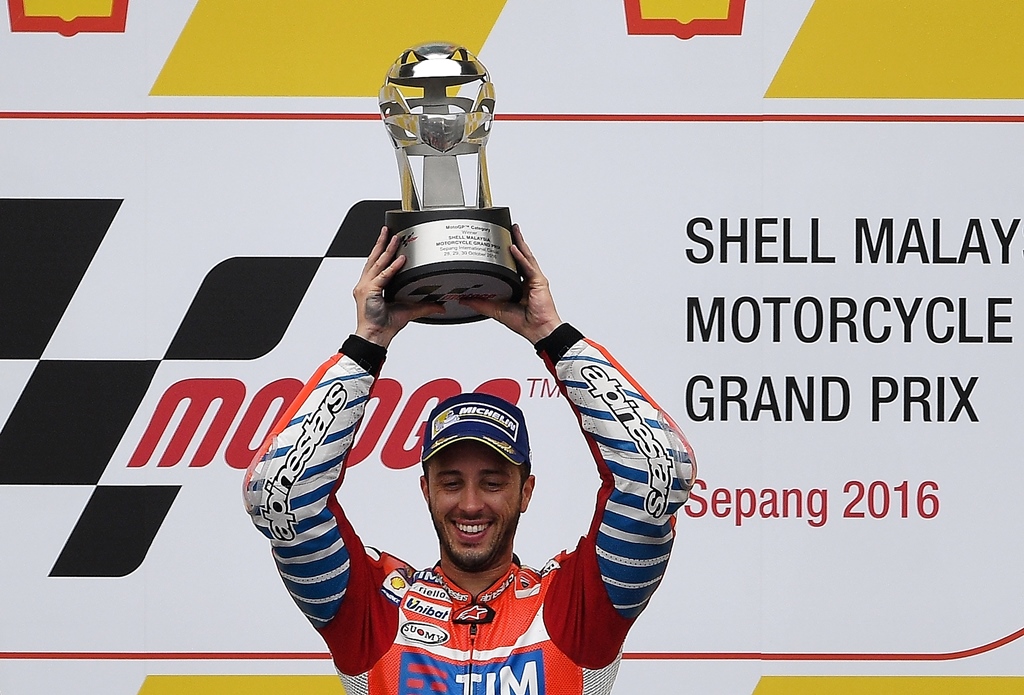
[462,225,563,345]
[353,227,445,347]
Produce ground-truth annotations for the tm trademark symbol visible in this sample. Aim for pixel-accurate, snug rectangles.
[526,378,561,399]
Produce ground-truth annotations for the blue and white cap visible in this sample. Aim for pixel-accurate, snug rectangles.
[422,393,530,465]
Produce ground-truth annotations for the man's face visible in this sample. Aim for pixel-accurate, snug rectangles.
[420,440,535,575]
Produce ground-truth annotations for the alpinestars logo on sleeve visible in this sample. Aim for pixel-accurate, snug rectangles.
[579,363,673,518]
[262,382,348,541]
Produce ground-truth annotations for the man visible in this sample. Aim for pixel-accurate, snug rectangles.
[244,225,696,694]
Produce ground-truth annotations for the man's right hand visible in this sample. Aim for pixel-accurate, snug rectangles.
[353,227,444,348]
[462,225,563,345]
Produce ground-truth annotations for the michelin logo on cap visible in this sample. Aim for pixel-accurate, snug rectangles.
[432,404,519,439]
[422,392,530,465]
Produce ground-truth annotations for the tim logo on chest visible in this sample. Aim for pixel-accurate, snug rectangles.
[398,649,545,695]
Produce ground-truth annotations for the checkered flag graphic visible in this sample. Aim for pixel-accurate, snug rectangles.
[0,198,396,577]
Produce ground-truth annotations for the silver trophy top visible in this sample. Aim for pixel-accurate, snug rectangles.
[385,43,488,88]
[380,43,496,211]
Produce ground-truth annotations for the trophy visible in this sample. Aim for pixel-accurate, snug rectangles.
[379,42,521,324]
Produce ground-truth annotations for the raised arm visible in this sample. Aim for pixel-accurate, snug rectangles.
[469,227,696,664]
[536,326,696,668]
[243,228,439,633]
[243,338,381,626]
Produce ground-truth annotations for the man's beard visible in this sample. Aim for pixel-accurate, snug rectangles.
[429,502,522,574]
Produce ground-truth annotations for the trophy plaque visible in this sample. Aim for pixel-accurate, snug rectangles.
[379,42,521,324]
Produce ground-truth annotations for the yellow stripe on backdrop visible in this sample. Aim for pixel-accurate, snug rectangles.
[22,0,113,19]
[639,0,732,22]
[137,675,345,694]
[754,676,1024,694]
[766,0,1024,99]
[150,0,507,97]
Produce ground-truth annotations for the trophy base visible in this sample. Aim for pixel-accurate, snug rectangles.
[384,207,522,324]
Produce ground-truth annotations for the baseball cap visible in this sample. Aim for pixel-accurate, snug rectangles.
[422,393,530,465]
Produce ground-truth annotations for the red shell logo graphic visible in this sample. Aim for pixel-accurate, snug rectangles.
[623,0,746,39]
[7,0,128,36]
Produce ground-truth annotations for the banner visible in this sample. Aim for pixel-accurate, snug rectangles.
[2,1,1023,693]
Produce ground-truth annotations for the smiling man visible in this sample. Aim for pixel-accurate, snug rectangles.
[245,225,696,694]
[420,398,535,596]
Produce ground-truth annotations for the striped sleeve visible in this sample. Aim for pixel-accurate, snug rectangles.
[243,351,374,628]
[554,337,695,620]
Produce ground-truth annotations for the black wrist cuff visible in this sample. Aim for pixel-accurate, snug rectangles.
[340,334,387,375]
[534,323,584,363]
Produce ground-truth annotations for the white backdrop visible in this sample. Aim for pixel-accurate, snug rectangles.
[2,2,1024,694]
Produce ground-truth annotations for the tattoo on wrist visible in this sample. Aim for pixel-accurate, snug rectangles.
[365,296,389,328]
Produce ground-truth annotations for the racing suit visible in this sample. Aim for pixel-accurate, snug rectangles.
[245,324,694,695]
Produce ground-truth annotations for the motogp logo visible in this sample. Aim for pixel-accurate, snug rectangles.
[132,376,521,472]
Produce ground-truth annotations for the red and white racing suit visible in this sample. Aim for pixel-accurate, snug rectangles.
[245,324,694,695]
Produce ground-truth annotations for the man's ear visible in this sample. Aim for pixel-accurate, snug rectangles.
[520,474,536,513]
[420,474,429,503]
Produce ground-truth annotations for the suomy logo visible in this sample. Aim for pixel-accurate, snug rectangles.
[400,621,450,646]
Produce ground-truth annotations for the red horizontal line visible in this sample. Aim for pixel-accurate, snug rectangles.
[0,111,1022,123]
[502,113,1024,123]
[3,624,1022,661]
[629,623,1024,662]
[0,111,379,121]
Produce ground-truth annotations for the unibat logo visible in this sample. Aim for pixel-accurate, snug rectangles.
[405,597,452,621]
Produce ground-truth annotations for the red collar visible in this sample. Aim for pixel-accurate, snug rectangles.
[433,563,519,604]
